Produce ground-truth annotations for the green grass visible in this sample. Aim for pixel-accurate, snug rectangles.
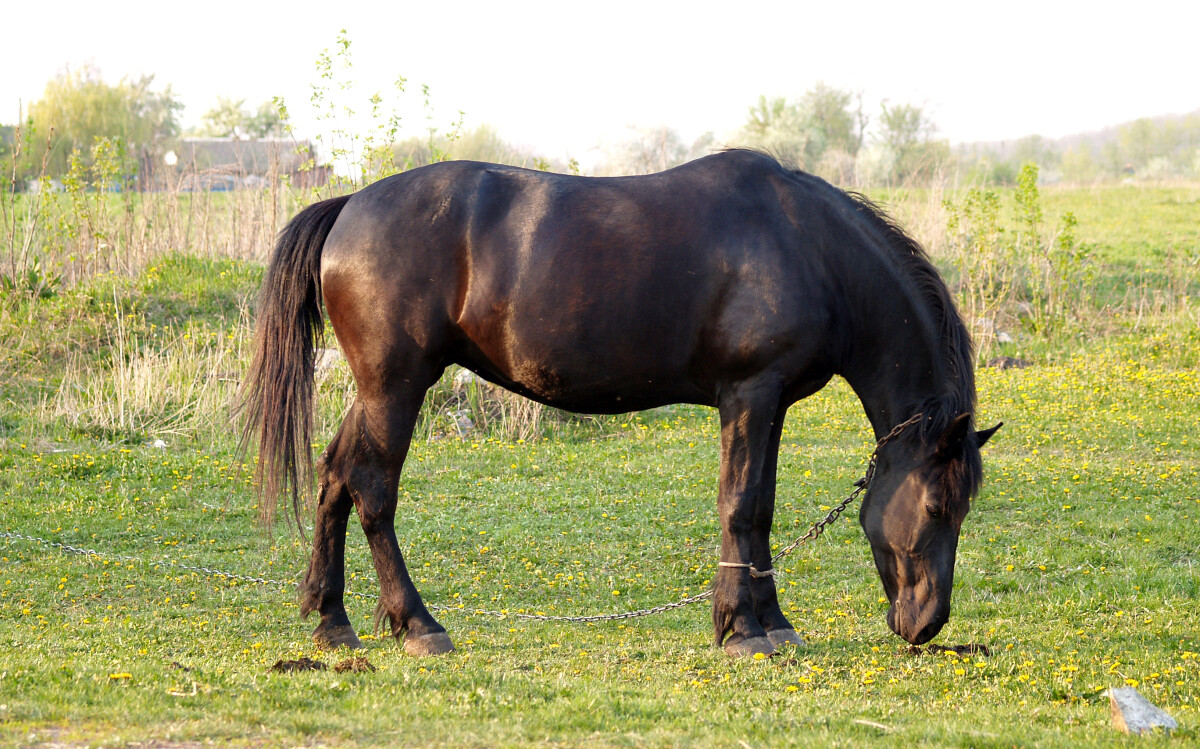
[0,185,1198,747]
[1042,183,1200,266]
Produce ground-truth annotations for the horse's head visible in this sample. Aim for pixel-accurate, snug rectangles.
[859,413,1001,644]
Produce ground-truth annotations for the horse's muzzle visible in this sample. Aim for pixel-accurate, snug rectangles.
[887,601,949,645]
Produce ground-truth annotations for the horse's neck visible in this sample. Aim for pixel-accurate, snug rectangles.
[840,293,946,440]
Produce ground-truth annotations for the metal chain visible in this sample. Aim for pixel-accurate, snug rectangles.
[0,530,297,587]
[768,412,923,565]
[1,414,922,625]
[430,590,718,622]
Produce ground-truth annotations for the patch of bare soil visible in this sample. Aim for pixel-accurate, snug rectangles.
[907,643,992,657]
[267,657,327,673]
[333,656,376,673]
[984,356,1032,370]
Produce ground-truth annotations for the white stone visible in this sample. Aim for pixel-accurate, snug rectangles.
[314,348,343,377]
[451,409,475,436]
[1106,686,1178,735]
[453,368,485,390]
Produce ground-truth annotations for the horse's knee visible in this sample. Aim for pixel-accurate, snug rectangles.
[356,496,394,535]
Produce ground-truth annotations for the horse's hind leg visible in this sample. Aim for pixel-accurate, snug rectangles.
[301,419,363,649]
[343,387,453,656]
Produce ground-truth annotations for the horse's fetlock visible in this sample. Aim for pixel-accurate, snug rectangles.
[373,600,412,639]
[299,584,322,619]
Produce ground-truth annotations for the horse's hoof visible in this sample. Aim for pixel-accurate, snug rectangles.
[723,636,776,658]
[403,631,455,657]
[766,628,805,648]
[313,623,363,650]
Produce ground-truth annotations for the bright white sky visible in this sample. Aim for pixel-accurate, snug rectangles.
[5,0,1197,169]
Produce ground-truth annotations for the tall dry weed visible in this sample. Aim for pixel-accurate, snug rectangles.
[43,303,252,441]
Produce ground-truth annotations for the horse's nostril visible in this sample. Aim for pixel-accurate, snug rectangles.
[912,622,940,645]
[887,602,948,645]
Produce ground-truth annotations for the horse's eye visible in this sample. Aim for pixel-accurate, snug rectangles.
[925,503,943,519]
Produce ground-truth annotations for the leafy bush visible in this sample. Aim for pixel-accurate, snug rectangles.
[943,163,1094,353]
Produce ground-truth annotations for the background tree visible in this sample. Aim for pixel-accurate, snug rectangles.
[195,98,283,138]
[1117,118,1156,172]
[248,100,283,138]
[801,83,867,182]
[735,84,864,181]
[25,65,182,179]
[390,124,573,174]
[597,125,690,175]
[798,83,858,157]
[877,101,943,182]
[738,95,810,167]
[1012,135,1057,171]
[1060,143,1099,183]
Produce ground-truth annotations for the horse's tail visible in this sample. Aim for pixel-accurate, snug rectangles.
[240,194,352,530]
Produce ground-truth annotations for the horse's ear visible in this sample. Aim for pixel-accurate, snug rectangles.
[975,422,1003,447]
[936,413,973,459]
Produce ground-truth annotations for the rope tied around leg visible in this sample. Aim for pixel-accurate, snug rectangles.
[717,561,777,578]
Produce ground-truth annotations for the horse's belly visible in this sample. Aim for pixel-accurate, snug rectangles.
[513,358,709,413]
[455,329,711,414]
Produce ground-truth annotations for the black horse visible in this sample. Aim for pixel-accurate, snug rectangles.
[243,150,999,657]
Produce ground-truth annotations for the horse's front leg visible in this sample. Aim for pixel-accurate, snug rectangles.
[751,405,804,648]
[712,380,783,657]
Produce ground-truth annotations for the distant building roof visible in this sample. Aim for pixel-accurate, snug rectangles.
[177,137,312,175]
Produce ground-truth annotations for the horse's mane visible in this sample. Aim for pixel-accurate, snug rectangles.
[839,192,976,423]
[838,190,984,497]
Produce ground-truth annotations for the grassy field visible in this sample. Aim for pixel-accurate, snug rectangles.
[0,181,1197,747]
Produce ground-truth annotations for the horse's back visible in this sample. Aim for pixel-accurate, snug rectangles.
[320,153,840,411]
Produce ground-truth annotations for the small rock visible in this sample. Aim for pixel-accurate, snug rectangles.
[997,331,1014,344]
[453,368,484,391]
[450,408,475,436]
[150,439,167,450]
[1106,686,1178,735]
